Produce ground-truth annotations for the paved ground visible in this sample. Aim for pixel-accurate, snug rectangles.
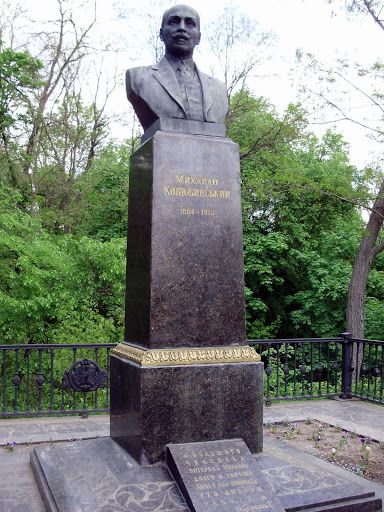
[263,398,384,443]
[0,398,383,511]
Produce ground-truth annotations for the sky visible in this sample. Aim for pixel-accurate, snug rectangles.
[11,0,384,167]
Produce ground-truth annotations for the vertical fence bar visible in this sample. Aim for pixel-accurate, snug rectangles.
[49,349,54,413]
[276,345,280,397]
[326,342,330,395]
[333,343,339,395]
[72,347,77,410]
[94,347,99,410]
[13,349,20,413]
[283,344,289,397]
[61,359,65,415]
[301,342,306,397]
[340,332,352,399]
[318,342,323,396]
[353,341,358,395]
[380,347,384,402]
[293,343,297,398]
[367,342,372,398]
[373,345,379,401]
[26,349,31,413]
[106,347,111,409]
[310,343,314,397]
[36,349,44,413]
[361,343,367,397]
[265,344,271,406]
[2,350,7,413]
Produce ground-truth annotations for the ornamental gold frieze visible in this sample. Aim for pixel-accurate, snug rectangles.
[111,344,261,367]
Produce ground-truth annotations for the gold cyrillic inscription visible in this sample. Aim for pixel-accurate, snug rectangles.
[176,175,219,186]
[164,186,230,200]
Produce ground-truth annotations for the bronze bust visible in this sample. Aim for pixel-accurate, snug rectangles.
[126,5,228,132]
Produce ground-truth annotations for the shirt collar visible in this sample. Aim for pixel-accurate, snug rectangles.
[164,53,195,74]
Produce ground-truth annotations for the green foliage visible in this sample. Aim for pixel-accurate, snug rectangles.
[0,43,43,131]
[365,251,384,339]
[365,299,384,340]
[0,191,125,344]
[74,143,130,240]
[228,90,367,338]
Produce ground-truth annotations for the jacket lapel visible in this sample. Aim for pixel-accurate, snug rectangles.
[152,58,186,114]
[196,67,215,120]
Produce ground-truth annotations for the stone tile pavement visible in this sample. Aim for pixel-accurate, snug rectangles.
[0,414,109,447]
[0,399,383,511]
[0,416,109,512]
[263,398,384,443]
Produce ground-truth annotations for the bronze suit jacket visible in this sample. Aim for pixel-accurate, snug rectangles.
[126,56,228,131]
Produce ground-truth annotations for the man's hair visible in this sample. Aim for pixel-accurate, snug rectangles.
[161,4,200,30]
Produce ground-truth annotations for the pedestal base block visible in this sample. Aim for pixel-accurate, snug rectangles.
[110,348,264,464]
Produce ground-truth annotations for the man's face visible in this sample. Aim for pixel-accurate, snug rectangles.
[160,5,201,58]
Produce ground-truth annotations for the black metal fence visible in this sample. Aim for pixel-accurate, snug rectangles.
[250,337,344,405]
[350,338,384,403]
[0,343,115,418]
[0,334,383,418]
[250,333,384,406]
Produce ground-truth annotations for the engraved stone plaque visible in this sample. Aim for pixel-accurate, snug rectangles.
[166,439,285,512]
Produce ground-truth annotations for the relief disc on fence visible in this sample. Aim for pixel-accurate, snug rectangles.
[62,359,107,392]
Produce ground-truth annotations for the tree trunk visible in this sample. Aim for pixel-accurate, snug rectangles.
[347,238,375,339]
[347,178,384,380]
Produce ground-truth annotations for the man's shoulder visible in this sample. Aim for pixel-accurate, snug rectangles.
[198,68,227,93]
[126,59,169,85]
[126,65,155,80]
[126,64,158,96]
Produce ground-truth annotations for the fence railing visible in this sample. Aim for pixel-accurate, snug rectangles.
[1,334,383,418]
[250,333,384,406]
[349,337,384,403]
[250,337,345,405]
[0,343,115,418]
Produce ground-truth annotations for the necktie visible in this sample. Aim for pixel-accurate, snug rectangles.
[177,63,192,83]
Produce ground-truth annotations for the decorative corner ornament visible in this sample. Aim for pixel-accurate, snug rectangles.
[111,344,261,367]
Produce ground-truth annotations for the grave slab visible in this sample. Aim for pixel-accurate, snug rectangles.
[31,437,383,512]
[31,437,188,512]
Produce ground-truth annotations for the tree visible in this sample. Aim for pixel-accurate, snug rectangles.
[297,2,384,339]
[0,0,120,234]
[0,186,126,344]
[0,43,42,189]
[35,89,109,233]
[328,1,384,31]
[74,142,131,240]
[1,0,99,214]
[205,7,274,119]
[228,91,364,338]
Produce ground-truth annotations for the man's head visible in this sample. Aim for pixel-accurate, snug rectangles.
[160,4,201,58]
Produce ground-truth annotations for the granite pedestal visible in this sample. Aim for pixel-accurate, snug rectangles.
[124,130,245,348]
[110,128,263,463]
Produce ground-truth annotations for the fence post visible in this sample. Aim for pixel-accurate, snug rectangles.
[340,332,353,399]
